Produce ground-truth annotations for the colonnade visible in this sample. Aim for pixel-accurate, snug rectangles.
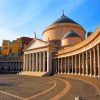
[54,44,100,77]
[23,51,52,73]
[0,61,23,72]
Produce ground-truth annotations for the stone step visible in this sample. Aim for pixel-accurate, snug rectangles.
[19,71,48,77]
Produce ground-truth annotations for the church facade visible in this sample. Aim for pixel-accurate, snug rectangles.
[21,13,100,77]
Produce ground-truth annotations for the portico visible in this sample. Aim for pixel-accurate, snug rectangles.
[21,38,55,76]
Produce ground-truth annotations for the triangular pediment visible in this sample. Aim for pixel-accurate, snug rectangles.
[26,39,48,50]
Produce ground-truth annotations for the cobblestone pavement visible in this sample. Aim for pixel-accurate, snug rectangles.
[0,74,99,100]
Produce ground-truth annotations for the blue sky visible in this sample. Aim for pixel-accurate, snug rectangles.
[0,0,100,46]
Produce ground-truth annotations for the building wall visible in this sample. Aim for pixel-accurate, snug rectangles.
[11,37,33,55]
[61,37,82,46]
[11,40,19,54]
[22,37,33,49]
[2,40,11,56]
[43,23,85,41]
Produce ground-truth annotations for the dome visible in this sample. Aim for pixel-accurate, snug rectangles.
[52,14,79,25]
[62,31,80,39]
[61,31,82,46]
[42,13,86,43]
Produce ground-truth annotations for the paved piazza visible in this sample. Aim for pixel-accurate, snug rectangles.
[0,74,99,100]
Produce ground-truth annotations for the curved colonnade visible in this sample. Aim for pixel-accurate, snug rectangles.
[53,26,100,77]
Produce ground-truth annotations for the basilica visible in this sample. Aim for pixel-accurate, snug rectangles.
[21,13,100,77]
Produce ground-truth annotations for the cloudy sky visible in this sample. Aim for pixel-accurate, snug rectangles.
[0,0,100,46]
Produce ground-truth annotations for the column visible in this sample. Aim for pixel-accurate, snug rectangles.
[11,62,12,72]
[93,48,96,77]
[32,54,34,71]
[18,62,20,72]
[23,55,25,71]
[27,54,29,71]
[14,62,15,72]
[31,54,32,71]
[14,61,18,72]
[36,53,38,71]
[79,54,81,75]
[82,52,85,75]
[21,62,23,71]
[72,56,74,74]
[26,54,28,71]
[14,62,16,72]
[58,58,59,73]
[90,49,92,76]
[47,51,52,74]
[68,57,70,74]
[16,62,18,72]
[43,52,45,72]
[39,52,42,72]
[12,62,14,72]
[41,52,43,71]
[16,62,17,72]
[34,53,36,71]
[9,62,11,72]
[29,54,31,71]
[75,55,77,74]
[61,58,63,73]
[17,62,18,72]
[86,51,88,75]
[64,57,66,74]
[52,59,55,73]
[19,61,22,71]
[55,58,58,73]
[97,44,100,77]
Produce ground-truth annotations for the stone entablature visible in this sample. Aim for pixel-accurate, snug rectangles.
[0,56,23,62]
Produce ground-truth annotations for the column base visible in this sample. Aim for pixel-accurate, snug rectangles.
[93,74,96,77]
[67,72,70,74]
[78,73,81,75]
[74,73,77,75]
[89,74,92,77]
[85,74,88,76]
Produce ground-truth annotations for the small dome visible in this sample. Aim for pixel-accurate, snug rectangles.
[62,31,80,39]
